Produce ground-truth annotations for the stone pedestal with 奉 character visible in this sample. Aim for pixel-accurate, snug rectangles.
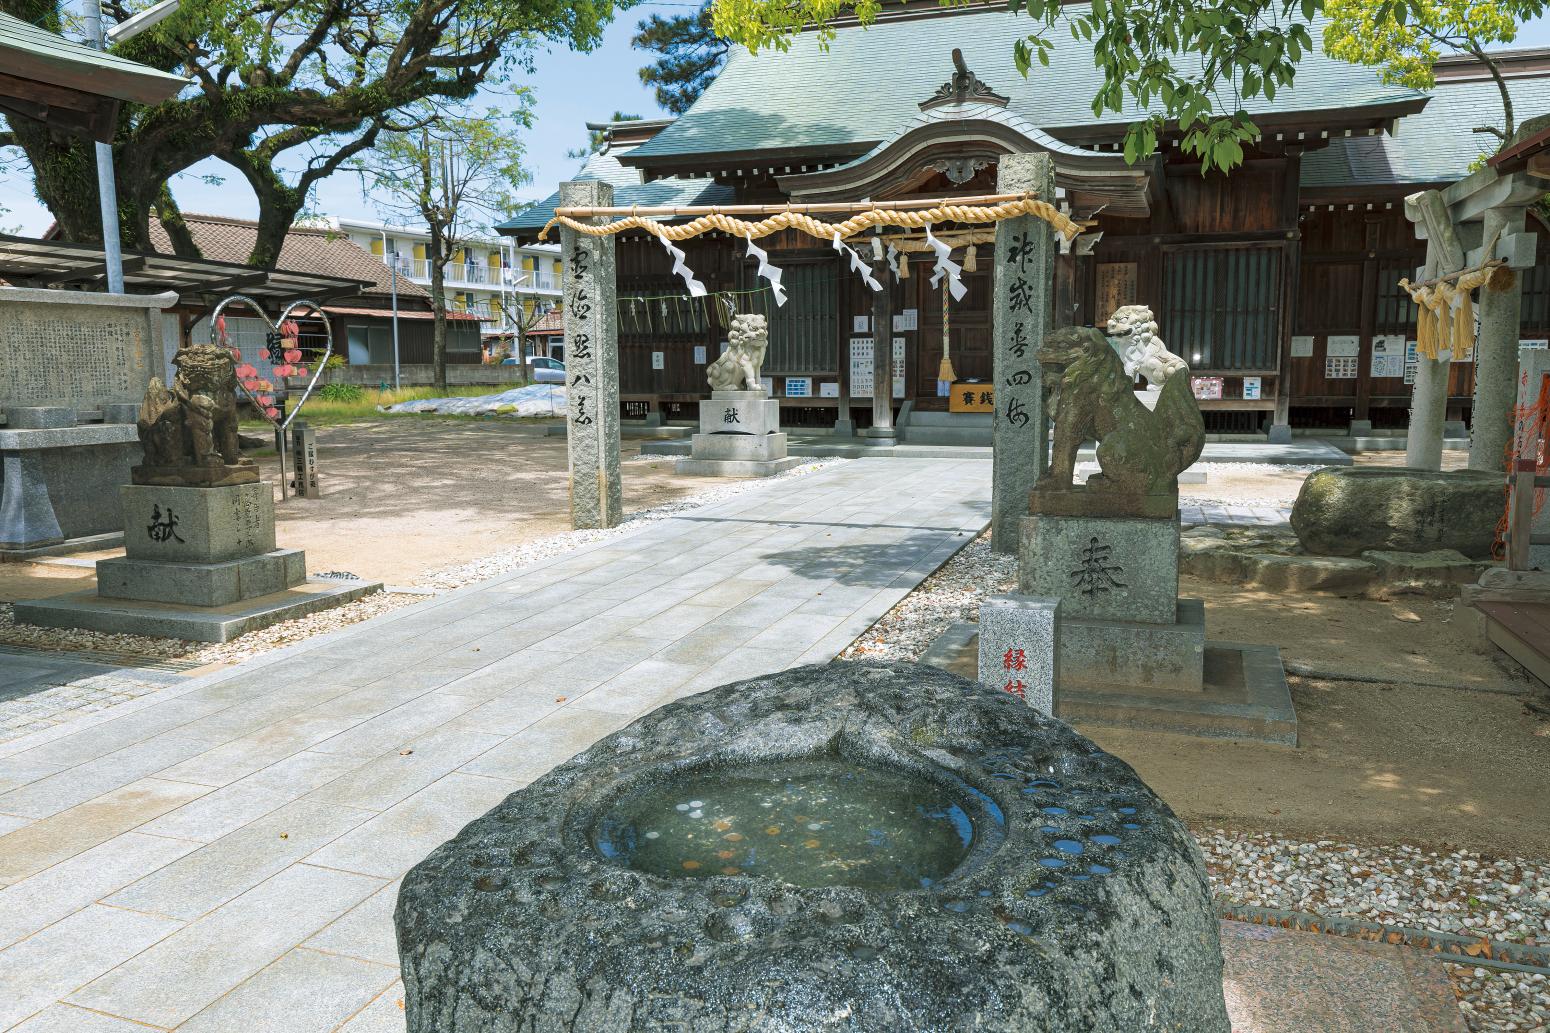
[16,343,379,643]
[677,312,801,477]
[978,324,1297,744]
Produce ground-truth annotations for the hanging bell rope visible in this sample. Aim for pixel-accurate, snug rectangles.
[538,191,1080,246]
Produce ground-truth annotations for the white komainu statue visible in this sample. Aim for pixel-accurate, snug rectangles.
[707,313,769,392]
[1106,305,1187,389]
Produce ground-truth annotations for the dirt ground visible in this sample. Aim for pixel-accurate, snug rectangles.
[1079,576,1550,857]
[0,420,727,597]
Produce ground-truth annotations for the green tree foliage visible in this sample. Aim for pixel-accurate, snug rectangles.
[710,0,1539,174]
[0,0,624,266]
[352,108,529,390]
[1324,0,1542,142]
[634,3,728,114]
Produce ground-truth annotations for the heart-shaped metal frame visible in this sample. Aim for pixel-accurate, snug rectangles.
[207,293,335,430]
[206,293,335,499]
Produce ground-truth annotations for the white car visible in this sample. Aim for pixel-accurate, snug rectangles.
[522,356,565,383]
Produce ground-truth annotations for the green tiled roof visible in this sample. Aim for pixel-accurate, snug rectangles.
[1301,76,1550,188]
[0,12,187,105]
[497,148,734,237]
[629,8,1423,163]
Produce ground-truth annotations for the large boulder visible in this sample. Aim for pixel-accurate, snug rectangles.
[1290,467,1501,558]
[397,661,1230,1032]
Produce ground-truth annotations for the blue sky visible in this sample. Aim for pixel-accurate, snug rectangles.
[3,9,1550,237]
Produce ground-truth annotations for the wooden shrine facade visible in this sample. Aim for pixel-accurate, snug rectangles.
[506,33,1550,433]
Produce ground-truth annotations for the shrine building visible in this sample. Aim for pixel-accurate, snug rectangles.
[500,3,1550,438]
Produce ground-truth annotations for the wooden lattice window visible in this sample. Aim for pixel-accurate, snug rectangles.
[1161,245,1283,372]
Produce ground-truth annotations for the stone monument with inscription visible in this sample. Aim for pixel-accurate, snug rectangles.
[977,324,1296,743]
[677,312,801,477]
[0,288,179,555]
[16,342,378,642]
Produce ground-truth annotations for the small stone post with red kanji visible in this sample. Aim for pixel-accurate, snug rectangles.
[978,594,1060,716]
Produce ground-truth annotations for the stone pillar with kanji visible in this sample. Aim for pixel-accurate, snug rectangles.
[991,152,1054,554]
[558,180,622,529]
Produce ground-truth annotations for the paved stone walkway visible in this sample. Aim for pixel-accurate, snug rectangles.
[0,457,990,1032]
[0,649,182,748]
[1180,504,1293,528]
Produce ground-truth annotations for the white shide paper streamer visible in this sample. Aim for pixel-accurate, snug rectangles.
[832,232,882,292]
[658,234,707,297]
[744,234,787,306]
[924,223,967,301]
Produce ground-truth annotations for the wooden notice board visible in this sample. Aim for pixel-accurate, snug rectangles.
[1095,262,1138,326]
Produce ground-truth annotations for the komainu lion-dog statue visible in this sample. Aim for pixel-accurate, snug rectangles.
[1037,325,1205,497]
[706,313,770,392]
[134,343,257,486]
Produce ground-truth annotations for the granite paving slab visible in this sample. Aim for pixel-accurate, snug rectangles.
[0,458,991,1027]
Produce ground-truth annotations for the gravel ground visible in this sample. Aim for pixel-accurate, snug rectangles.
[1201,829,1549,1033]
[840,529,1014,662]
[0,592,425,667]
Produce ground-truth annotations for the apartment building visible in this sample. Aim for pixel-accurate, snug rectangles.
[313,217,563,344]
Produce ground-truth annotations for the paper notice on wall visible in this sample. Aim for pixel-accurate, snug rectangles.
[785,376,811,398]
[1325,356,1358,379]
[1370,335,1405,378]
[1404,340,1419,384]
[1326,335,1360,357]
[1191,377,1224,400]
[693,345,707,364]
[893,337,906,399]
[1290,336,1315,358]
[819,381,839,398]
[892,308,918,332]
[1242,376,1262,400]
[850,337,873,397]
[651,351,665,371]
[1522,339,1550,350]
[852,315,870,333]
[760,376,774,395]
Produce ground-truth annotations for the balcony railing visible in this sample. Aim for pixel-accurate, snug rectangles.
[385,257,560,292]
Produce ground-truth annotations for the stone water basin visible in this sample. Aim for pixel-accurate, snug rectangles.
[396,660,1230,1032]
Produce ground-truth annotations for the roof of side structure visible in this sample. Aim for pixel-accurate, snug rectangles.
[497,148,734,237]
[1301,75,1550,189]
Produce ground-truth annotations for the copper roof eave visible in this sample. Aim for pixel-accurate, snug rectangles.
[775,115,1155,217]
[1046,96,1432,146]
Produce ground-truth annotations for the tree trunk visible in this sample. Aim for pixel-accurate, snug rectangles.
[429,222,449,393]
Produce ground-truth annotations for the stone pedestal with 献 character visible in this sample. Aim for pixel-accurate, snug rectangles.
[986,324,1297,744]
[677,313,801,477]
[16,344,378,643]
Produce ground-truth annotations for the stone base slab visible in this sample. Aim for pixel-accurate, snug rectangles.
[96,548,306,607]
[122,482,276,563]
[923,623,1296,745]
[132,462,259,488]
[674,456,804,478]
[14,578,381,643]
[1059,598,1206,693]
[688,431,789,462]
[0,531,124,559]
[1020,512,1179,624]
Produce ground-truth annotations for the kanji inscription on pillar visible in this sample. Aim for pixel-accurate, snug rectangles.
[991,152,1055,555]
[559,180,623,529]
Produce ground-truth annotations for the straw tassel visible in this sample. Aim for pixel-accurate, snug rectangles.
[897,256,910,279]
[962,245,978,273]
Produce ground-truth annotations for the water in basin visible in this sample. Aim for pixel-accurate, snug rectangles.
[594,757,981,891]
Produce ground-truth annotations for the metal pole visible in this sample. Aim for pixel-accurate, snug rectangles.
[80,0,124,293]
[390,252,402,391]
